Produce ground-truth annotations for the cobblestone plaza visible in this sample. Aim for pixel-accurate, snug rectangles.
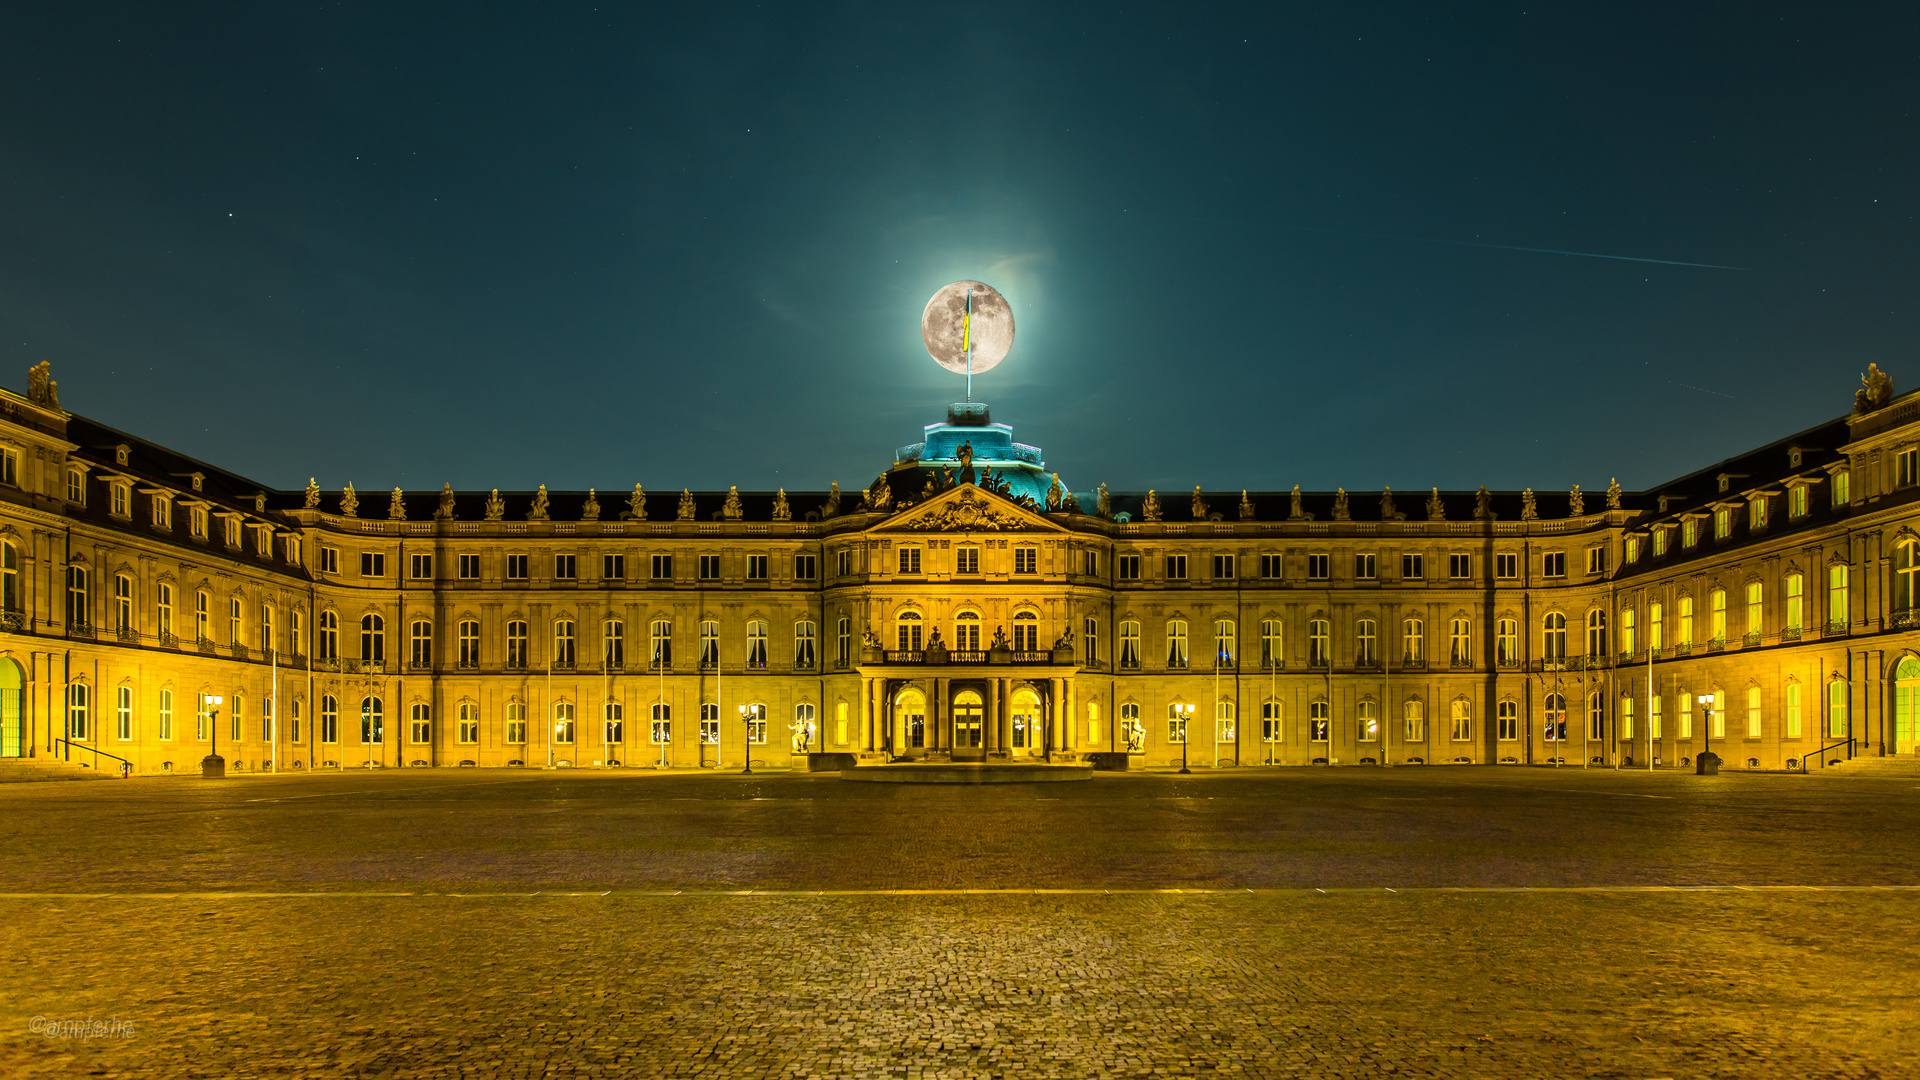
[3,766,1915,1078]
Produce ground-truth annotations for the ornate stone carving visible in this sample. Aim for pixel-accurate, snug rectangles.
[1474,485,1492,521]
[484,489,505,521]
[676,489,696,521]
[989,625,1010,649]
[627,484,646,521]
[385,488,405,521]
[26,361,59,409]
[1426,488,1445,522]
[1568,484,1585,517]
[528,485,550,521]
[862,474,891,513]
[304,478,321,510]
[1141,490,1162,522]
[1606,478,1622,510]
[339,483,359,518]
[722,486,743,520]
[894,486,1036,532]
[1331,488,1350,521]
[956,442,975,485]
[1052,626,1076,650]
[1379,487,1401,521]
[1521,488,1538,521]
[771,489,791,522]
[819,482,841,519]
[1191,486,1208,520]
[1856,363,1894,414]
[1096,483,1112,519]
[1239,490,1255,521]
[861,627,883,649]
[1047,473,1066,511]
[435,483,456,521]
[581,489,601,521]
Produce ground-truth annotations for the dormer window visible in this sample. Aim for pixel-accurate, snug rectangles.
[189,472,204,493]
[1749,497,1768,531]
[1788,446,1802,469]
[189,506,207,539]
[1652,527,1669,557]
[223,516,241,548]
[65,467,85,506]
[151,494,172,529]
[0,447,18,487]
[110,482,129,517]
[1717,474,1730,494]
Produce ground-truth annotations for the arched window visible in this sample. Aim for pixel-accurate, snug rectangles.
[458,702,479,744]
[1260,619,1283,668]
[410,620,433,668]
[1213,618,1235,667]
[651,702,672,745]
[194,590,211,643]
[604,701,624,745]
[67,682,89,741]
[1588,691,1607,741]
[320,695,338,744]
[552,620,576,669]
[227,596,242,646]
[1784,574,1804,635]
[505,701,527,744]
[1745,582,1763,643]
[604,620,624,669]
[700,619,720,666]
[553,702,575,744]
[746,620,768,667]
[1402,617,1424,664]
[1119,702,1144,752]
[1216,700,1237,743]
[1896,541,1920,616]
[1678,596,1694,647]
[954,611,980,651]
[1354,619,1377,667]
[0,540,18,615]
[411,703,431,745]
[792,702,816,751]
[1709,588,1727,644]
[1165,619,1188,668]
[1404,699,1425,742]
[1450,618,1472,666]
[1011,689,1041,749]
[317,609,337,659]
[1496,618,1517,665]
[1829,564,1850,633]
[67,566,90,632]
[359,696,383,744]
[1166,702,1189,744]
[1497,699,1518,741]
[1649,602,1664,651]
[1261,699,1282,742]
[156,583,174,643]
[1619,609,1635,657]
[1451,698,1472,741]
[895,611,922,653]
[260,603,275,654]
[793,621,816,668]
[359,613,383,663]
[651,620,673,667]
[1310,700,1329,742]
[114,574,133,637]
[1543,612,1567,661]
[458,620,480,667]
[1585,609,1607,657]
[506,620,529,668]
[1308,619,1330,667]
[1356,699,1377,742]
[1544,692,1567,744]
[1119,621,1142,668]
[1013,611,1039,652]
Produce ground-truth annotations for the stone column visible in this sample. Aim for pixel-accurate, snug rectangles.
[1049,677,1064,751]
[863,677,875,751]
[985,677,998,752]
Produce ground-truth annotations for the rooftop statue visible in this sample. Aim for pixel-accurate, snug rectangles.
[1289,485,1309,521]
[304,478,321,510]
[435,483,456,521]
[1141,490,1162,522]
[388,488,407,521]
[1474,485,1492,521]
[1606,478,1622,510]
[1239,490,1255,521]
[1191,486,1208,520]
[1379,487,1400,521]
[26,361,59,409]
[485,489,505,521]
[956,441,976,485]
[1047,473,1066,511]
[581,489,601,521]
[1096,483,1112,519]
[1331,488,1350,521]
[339,483,359,518]
[528,485,551,521]
[1521,488,1538,521]
[722,486,743,521]
[1426,487,1445,522]
[677,489,697,521]
[819,482,841,519]
[1856,363,1894,414]
[627,484,646,521]
[1568,484,1585,517]
[863,474,892,512]
[771,489,791,522]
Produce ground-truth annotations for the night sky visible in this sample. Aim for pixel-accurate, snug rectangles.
[3,4,1916,497]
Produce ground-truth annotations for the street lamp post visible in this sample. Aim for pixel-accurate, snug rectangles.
[1176,702,1195,774]
[1696,692,1717,774]
[738,704,755,774]
[200,695,225,778]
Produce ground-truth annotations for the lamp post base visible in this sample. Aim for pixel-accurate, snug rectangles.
[200,754,226,779]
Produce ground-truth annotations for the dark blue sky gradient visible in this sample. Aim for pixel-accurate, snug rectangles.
[3,3,1916,496]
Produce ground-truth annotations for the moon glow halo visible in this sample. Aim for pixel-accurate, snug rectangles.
[921,280,1015,375]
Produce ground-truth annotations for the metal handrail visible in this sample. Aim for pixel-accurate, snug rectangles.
[1804,736,1857,773]
[55,738,133,777]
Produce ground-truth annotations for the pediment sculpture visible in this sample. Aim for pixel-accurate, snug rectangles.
[893,486,1039,533]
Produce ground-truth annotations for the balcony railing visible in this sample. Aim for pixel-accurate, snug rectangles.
[1011,651,1050,663]
[1400,657,1426,671]
[552,659,576,672]
[1707,637,1726,652]
[1743,632,1762,647]
[345,658,386,675]
[1827,620,1851,636]
[793,657,816,671]
[159,630,177,648]
[649,659,672,672]
[1166,657,1189,670]
[1891,610,1920,631]
[602,659,625,672]
[232,643,249,660]
[0,610,23,633]
[1782,627,1802,642]
[1118,658,1141,671]
[68,622,95,640]
[117,626,140,644]
[198,636,217,654]
[1675,643,1692,656]
[457,660,480,670]
[950,650,988,664]
[884,650,924,664]
[1451,656,1474,669]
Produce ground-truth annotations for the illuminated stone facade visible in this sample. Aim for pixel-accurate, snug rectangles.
[3,364,1919,775]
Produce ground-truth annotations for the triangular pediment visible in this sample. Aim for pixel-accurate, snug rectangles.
[875,484,1066,534]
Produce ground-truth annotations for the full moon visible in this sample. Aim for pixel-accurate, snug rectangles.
[921,280,1015,375]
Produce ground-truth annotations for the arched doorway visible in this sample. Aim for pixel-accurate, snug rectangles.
[0,658,21,757]
[895,688,926,756]
[1010,687,1043,757]
[952,689,984,760]
[1895,656,1920,756]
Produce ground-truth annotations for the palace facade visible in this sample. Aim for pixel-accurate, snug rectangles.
[3,362,1919,776]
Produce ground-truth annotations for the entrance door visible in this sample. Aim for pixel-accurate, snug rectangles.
[1011,689,1042,757]
[0,659,20,757]
[1897,657,1920,755]
[896,689,926,758]
[952,690,984,760]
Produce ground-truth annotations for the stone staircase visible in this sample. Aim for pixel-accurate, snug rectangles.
[0,755,118,782]
[1807,752,1920,776]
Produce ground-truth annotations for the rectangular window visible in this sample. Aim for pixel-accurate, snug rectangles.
[794,554,816,580]
[458,554,481,579]
[1495,552,1517,579]
[1354,553,1376,580]
[111,482,128,516]
[1828,564,1849,632]
[506,621,529,668]
[1402,553,1424,581]
[1786,684,1802,739]
[158,689,174,740]
[1746,686,1762,738]
[552,703,574,745]
[652,704,672,745]
[116,685,131,740]
[554,554,576,580]
[1117,555,1141,580]
[1542,552,1565,578]
[411,553,433,580]
[1083,616,1098,664]
[1083,550,1098,576]
[1213,554,1235,580]
[1833,471,1850,507]
[1714,508,1731,540]
[459,621,480,667]
[652,554,673,580]
[895,547,920,574]
[1163,554,1185,580]
[1749,498,1768,531]
[698,554,721,581]
[152,495,171,529]
[1626,536,1641,564]
[1015,547,1038,574]
[1900,449,1919,488]
[1586,547,1607,575]
[505,702,527,745]
[1829,681,1847,737]
[835,549,853,577]
[1496,618,1517,665]
[1449,554,1470,580]
[1651,695,1663,739]
[1683,519,1700,548]
[0,447,16,486]
[506,554,529,580]
[1653,528,1668,557]
[651,620,673,667]
[360,552,385,577]
[836,617,850,667]
[746,554,768,580]
[1790,485,1808,519]
[1307,554,1330,580]
[1261,554,1284,579]
[319,547,339,575]
[66,469,85,505]
[1497,700,1518,741]
[1785,573,1804,633]
[604,553,625,580]
[458,704,479,745]
[956,547,980,575]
